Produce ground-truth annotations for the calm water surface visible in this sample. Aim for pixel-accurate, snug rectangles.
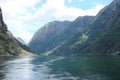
[0,56,120,80]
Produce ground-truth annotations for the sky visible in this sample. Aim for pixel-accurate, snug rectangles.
[0,0,113,43]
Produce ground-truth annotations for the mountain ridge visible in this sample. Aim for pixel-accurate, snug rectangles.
[29,16,94,55]
[51,0,120,56]
[29,0,120,56]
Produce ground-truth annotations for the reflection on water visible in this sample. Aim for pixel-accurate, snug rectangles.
[0,56,120,80]
[0,56,75,80]
[0,57,33,80]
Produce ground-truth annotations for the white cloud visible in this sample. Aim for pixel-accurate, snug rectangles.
[0,0,105,43]
[0,0,41,43]
[31,0,105,21]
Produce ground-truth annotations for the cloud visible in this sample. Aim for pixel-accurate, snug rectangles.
[31,0,105,21]
[0,0,41,43]
[0,0,105,43]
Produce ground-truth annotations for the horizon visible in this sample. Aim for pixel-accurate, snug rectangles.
[0,0,113,43]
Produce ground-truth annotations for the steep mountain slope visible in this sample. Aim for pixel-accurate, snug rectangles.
[29,16,94,55]
[85,0,120,55]
[0,7,34,56]
[52,0,120,55]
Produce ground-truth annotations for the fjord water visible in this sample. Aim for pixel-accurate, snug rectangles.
[0,56,120,80]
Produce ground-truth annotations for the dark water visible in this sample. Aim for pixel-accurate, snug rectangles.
[0,56,120,80]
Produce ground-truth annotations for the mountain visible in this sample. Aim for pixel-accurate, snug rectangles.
[16,37,26,45]
[0,7,35,56]
[29,16,94,55]
[29,0,120,56]
[51,0,120,56]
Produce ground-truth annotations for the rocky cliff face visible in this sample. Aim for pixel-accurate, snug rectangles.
[0,8,7,32]
[29,16,93,55]
[0,7,34,56]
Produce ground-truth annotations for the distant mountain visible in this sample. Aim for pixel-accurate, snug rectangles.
[29,16,94,55]
[29,0,120,56]
[0,7,35,56]
[16,37,26,45]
